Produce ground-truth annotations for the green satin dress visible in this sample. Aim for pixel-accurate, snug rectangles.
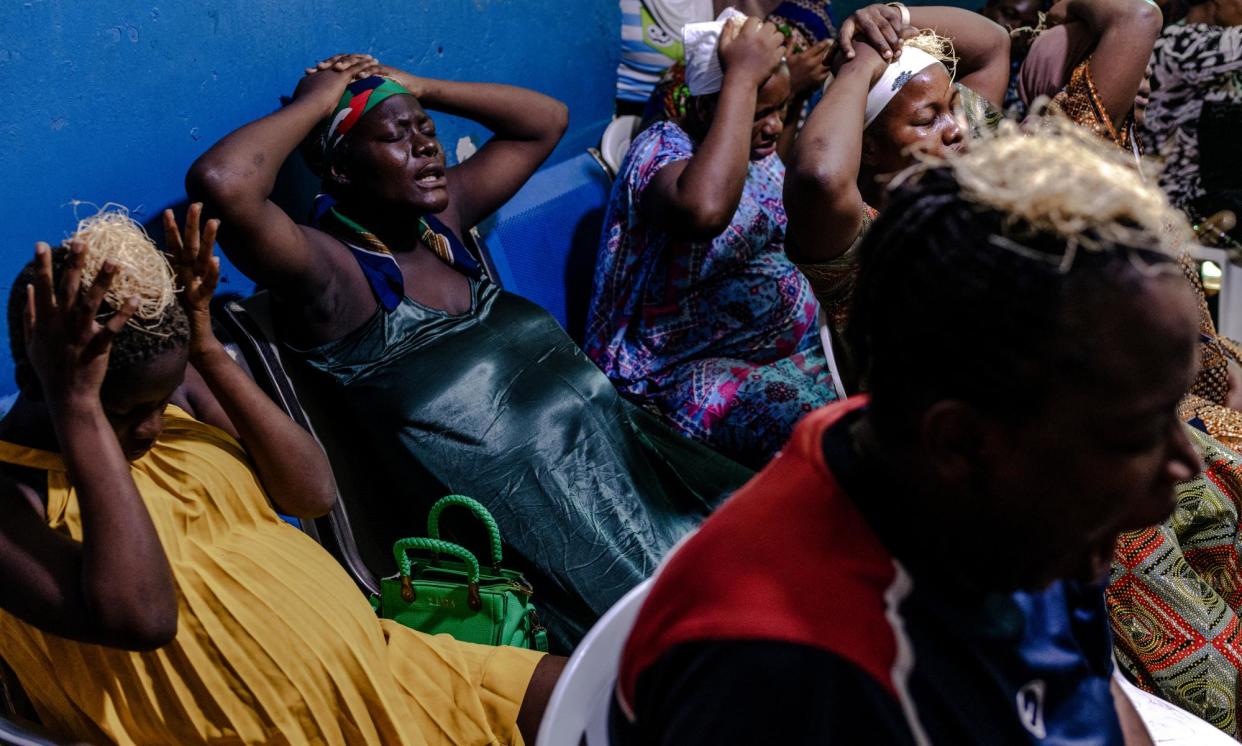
[290,277,752,650]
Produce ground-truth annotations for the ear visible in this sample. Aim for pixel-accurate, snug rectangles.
[917,400,986,486]
[326,150,352,190]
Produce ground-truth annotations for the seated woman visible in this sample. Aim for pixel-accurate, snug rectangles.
[783,8,1009,346]
[187,56,752,651]
[587,13,839,467]
[615,123,1192,745]
[0,206,560,745]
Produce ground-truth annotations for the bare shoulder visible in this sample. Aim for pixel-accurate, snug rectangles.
[281,223,380,339]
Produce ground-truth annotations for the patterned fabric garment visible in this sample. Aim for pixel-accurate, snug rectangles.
[771,0,836,45]
[1108,426,1242,738]
[617,0,694,103]
[1141,22,1242,208]
[1050,57,1139,151]
[586,120,838,466]
[1176,252,1242,450]
[794,206,876,333]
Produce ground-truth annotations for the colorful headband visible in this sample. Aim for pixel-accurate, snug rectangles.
[323,76,414,159]
[864,47,942,127]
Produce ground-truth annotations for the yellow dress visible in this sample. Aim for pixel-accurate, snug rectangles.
[0,405,541,745]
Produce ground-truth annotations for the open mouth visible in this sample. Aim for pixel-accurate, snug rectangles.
[414,164,446,188]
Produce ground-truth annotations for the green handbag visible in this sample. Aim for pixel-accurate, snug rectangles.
[378,495,548,652]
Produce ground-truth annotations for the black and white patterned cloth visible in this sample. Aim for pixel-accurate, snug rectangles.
[1141,22,1242,207]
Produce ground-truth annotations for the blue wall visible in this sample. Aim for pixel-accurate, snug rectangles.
[0,0,619,390]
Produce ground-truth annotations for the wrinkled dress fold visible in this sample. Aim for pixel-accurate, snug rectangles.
[292,278,752,650]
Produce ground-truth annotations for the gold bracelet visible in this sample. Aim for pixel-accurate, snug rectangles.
[886,2,911,28]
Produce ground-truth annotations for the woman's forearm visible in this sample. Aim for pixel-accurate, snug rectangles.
[189,344,337,519]
[1065,0,1160,32]
[785,63,872,261]
[672,75,762,229]
[393,74,566,145]
[187,98,324,209]
[50,399,177,649]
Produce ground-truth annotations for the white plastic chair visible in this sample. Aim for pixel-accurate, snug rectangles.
[1114,671,1236,744]
[535,579,652,746]
[600,116,642,178]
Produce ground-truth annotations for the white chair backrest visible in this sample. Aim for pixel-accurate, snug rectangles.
[1218,256,1240,340]
[535,579,652,746]
[600,116,642,177]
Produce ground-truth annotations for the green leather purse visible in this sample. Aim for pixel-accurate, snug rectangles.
[378,495,549,652]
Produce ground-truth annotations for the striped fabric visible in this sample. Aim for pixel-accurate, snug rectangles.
[618,0,690,102]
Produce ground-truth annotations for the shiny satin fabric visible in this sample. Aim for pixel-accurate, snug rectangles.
[291,278,753,650]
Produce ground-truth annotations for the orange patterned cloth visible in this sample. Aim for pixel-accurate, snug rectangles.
[1049,58,1139,151]
[1109,427,1242,736]
[793,205,878,333]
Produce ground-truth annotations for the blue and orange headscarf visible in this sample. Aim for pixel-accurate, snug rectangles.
[323,76,414,160]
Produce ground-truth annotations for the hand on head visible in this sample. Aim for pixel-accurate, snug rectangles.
[838,3,909,61]
[294,53,378,115]
[836,37,891,86]
[718,16,787,88]
[163,203,220,355]
[786,37,835,94]
[22,241,138,408]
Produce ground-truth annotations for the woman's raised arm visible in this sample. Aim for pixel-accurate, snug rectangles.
[1047,0,1162,129]
[166,206,337,520]
[186,55,376,303]
[784,43,888,264]
[0,244,176,651]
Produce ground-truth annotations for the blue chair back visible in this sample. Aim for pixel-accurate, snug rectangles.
[477,151,612,343]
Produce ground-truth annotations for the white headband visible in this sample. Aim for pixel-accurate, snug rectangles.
[683,7,748,97]
[863,47,942,127]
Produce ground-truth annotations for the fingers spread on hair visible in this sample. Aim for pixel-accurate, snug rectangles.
[199,220,220,277]
[32,243,55,313]
[62,240,86,312]
[163,209,184,260]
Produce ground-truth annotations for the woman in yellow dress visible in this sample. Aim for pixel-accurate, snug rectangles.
[0,204,559,745]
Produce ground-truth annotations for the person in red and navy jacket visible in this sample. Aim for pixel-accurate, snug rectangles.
[613,131,1203,745]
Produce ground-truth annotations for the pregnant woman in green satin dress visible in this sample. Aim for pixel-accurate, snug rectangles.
[188,54,751,650]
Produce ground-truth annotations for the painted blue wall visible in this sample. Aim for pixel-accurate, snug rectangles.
[0,0,619,390]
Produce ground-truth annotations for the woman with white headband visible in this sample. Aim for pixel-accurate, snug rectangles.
[784,7,1009,364]
[587,11,842,467]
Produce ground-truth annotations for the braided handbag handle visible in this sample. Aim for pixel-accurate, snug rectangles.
[392,537,481,583]
[427,495,503,570]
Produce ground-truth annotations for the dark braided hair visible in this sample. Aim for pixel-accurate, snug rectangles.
[7,247,189,392]
[846,166,1177,439]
